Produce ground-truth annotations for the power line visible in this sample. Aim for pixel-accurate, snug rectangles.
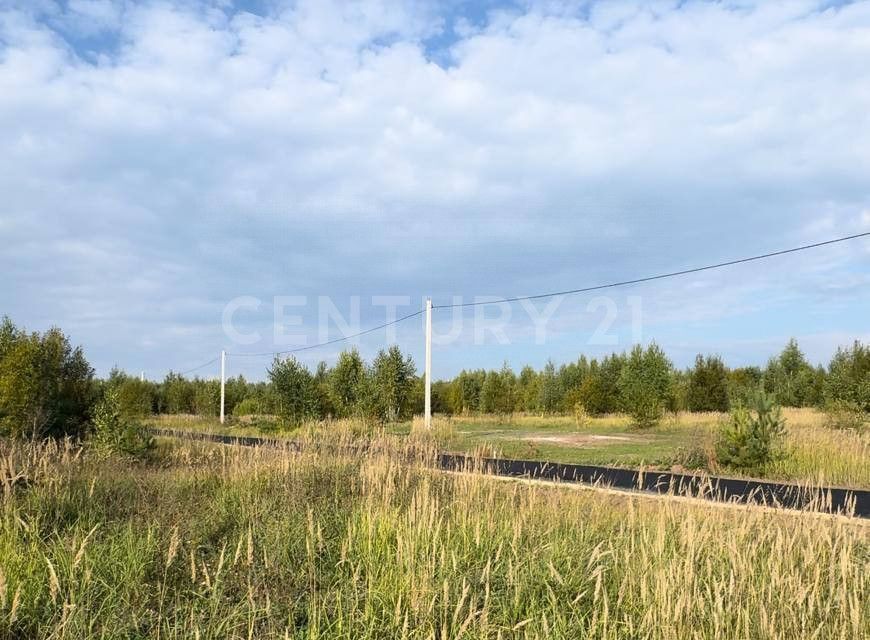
[170,231,869,373]
[177,356,219,376]
[227,308,425,358]
[434,231,870,308]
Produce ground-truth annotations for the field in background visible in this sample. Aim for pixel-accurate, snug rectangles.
[150,408,870,488]
[1,437,866,639]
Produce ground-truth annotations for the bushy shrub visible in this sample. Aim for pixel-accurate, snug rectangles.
[628,394,664,429]
[671,438,713,471]
[90,388,154,459]
[231,383,277,417]
[233,397,264,417]
[716,392,785,471]
[824,400,867,432]
[573,402,589,428]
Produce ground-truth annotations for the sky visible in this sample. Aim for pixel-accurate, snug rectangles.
[1,0,869,381]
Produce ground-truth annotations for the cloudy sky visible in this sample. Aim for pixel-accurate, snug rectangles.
[2,0,869,380]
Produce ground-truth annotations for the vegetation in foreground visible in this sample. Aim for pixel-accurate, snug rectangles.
[1,437,867,639]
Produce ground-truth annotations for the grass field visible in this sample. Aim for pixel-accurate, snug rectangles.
[1,436,867,639]
[151,408,870,488]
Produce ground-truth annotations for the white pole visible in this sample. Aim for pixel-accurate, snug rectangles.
[140,371,144,382]
[424,298,432,429]
[220,350,226,425]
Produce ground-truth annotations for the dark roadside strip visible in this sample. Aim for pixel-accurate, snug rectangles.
[150,428,870,518]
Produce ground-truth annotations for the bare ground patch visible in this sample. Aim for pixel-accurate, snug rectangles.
[522,433,643,447]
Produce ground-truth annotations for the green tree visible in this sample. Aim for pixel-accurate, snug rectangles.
[618,343,673,429]
[104,368,156,418]
[823,341,870,430]
[233,381,278,416]
[160,372,195,414]
[329,349,367,418]
[716,391,785,470]
[449,370,485,414]
[117,378,156,418]
[313,361,334,419]
[268,356,317,428]
[192,378,220,416]
[430,380,452,415]
[728,366,763,407]
[670,369,690,413]
[223,375,250,416]
[558,356,589,412]
[90,388,154,459]
[0,318,94,439]
[537,361,562,414]
[371,346,416,422]
[515,365,540,413]
[577,354,625,416]
[686,354,730,412]
[763,339,822,407]
[824,340,870,412]
[481,362,515,416]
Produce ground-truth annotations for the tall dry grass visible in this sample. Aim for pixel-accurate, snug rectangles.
[0,436,867,639]
[150,407,870,487]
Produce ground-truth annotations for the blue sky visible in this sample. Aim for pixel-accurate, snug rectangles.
[1,0,869,381]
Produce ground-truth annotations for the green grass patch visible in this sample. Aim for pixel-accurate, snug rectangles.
[0,438,866,639]
[147,408,870,488]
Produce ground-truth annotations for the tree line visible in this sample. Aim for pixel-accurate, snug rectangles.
[435,339,866,426]
[1,315,868,440]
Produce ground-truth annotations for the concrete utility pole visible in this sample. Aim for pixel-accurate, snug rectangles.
[424,298,432,429]
[220,350,226,425]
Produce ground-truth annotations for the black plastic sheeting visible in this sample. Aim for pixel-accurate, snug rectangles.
[151,428,869,518]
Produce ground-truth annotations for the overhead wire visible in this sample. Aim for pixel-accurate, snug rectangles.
[227,308,425,358]
[433,231,870,308]
[176,356,220,376]
[168,231,870,371]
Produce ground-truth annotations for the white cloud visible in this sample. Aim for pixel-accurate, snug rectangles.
[1,0,869,375]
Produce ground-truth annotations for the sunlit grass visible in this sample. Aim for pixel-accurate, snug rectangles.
[1,437,867,639]
[147,407,869,488]
[767,417,870,487]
